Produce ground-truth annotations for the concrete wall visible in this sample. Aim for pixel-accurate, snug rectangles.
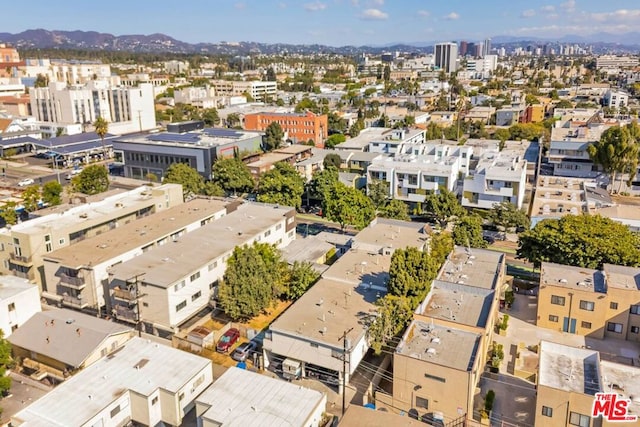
[0,284,41,337]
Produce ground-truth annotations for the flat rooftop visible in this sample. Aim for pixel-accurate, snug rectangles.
[439,247,503,290]
[397,320,481,371]
[540,262,606,293]
[109,203,293,288]
[420,280,494,328]
[334,127,391,150]
[281,236,334,265]
[600,361,640,416]
[340,405,423,427]
[42,198,228,268]
[352,218,428,251]
[602,263,640,291]
[0,275,37,301]
[197,367,325,427]
[538,341,601,395]
[115,128,263,149]
[12,337,211,427]
[321,249,391,288]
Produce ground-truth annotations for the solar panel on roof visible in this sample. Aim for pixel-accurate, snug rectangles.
[147,133,201,143]
[203,128,242,138]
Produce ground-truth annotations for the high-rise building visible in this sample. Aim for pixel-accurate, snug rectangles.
[434,42,458,73]
[483,38,492,57]
[459,41,469,57]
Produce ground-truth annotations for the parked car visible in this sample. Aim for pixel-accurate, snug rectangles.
[231,341,258,362]
[65,168,83,180]
[17,178,34,187]
[216,328,240,353]
[483,235,496,244]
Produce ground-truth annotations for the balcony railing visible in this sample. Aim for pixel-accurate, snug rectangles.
[113,288,137,302]
[114,305,137,323]
[62,295,89,309]
[10,253,32,264]
[59,273,85,289]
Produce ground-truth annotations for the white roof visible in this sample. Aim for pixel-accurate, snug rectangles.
[0,275,37,301]
[197,367,325,427]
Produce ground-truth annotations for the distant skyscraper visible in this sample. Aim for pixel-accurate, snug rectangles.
[474,43,484,59]
[459,41,469,57]
[434,42,458,73]
[483,38,492,57]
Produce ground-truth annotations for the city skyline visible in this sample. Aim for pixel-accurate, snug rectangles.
[3,0,640,47]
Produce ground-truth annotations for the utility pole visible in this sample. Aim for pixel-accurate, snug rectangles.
[338,327,354,417]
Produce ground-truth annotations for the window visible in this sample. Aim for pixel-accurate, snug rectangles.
[174,280,185,291]
[208,262,217,271]
[631,305,640,315]
[579,300,594,311]
[59,238,65,245]
[581,321,592,329]
[548,315,559,322]
[142,302,149,307]
[631,326,639,334]
[542,406,553,417]
[551,295,565,306]
[151,396,158,405]
[11,324,18,332]
[7,303,15,312]
[264,229,271,237]
[45,235,52,253]
[276,224,282,231]
[424,373,446,383]
[607,322,623,333]
[415,397,429,409]
[569,412,590,427]
[190,272,201,282]
[110,405,121,418]
[191,291,202,302]
[176,300,187,312]
[178,392,185,401]
[610,302,618,310]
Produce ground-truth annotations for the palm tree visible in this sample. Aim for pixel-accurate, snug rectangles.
[93,116,109,161]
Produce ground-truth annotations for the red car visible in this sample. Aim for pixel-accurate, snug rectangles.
[216,328,240,353]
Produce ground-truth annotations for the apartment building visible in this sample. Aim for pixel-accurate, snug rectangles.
[265,219,429,393]
[41,198,230,315]
[537,262,640,342]
[29,80,156,135]
[210,80,277,102]
[0,275,40,337]
[596,55,639,75]
[602,90,629,109]
[434,42,458,73]
[0,184,183,289]
[108,203,296,333]
[12,337,213,427]
[112,126,263,180]
[462,144,528,209]
[535,341,640,427]
[244,111,328,148]
[376,247,505,422]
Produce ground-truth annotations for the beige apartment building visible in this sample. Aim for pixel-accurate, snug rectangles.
[0,184,183,288]
[537,262,640,342]
[376,247,506,423]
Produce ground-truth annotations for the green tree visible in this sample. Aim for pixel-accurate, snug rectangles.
[323,153,342,170]
[163,163,204,198]
[257,162,305,208]
[367,295,414,355]
[0,202,17,226]
[0,330,12,395]
[285,261,320,300]
[555,99,573,109]
[93,116,109,159]
[517,215,640,268]
[323,182,375,231]
[425,121,443,140]
[264,122,284,151]
[587,126,638,193]
[22,185,41,212]
[265,67,277,82]
[201,108,220,126]
[430,232,454,266]
[34,73,49,88]
[202,181,225,197]
[488,202,530,231]
[423,188,464,227]
[493,128,511,144]
[308,167,338,202]
[387,247,439,300]
[325,133,346,149]
[42,181,63,206]
[367,179,390,211]
[212,158,255,195]
[226,113,241,128]
[72,164,109,195]
[218,243,287,320]
[379,199,410,221]
[453,215,487,248]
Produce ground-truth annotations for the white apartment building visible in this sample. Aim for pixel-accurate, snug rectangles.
[163,60,189,74]
[41,198,229,315]
[602,89,629,109]
[12,337,213,427]
[210,80,277,102]
[465,54,498,78]
[462,146,528,209]
[108,203,296,333]
[174,86,217,107]
[29,80,156,134]
[22,59,112,85]
[367,128,426,154]
[596,55,639,75]
[0,275,40,337]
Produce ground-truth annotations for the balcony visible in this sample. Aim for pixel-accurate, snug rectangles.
[9,253,33,266]
[113,288,137,302]
[114,305,137,323]
[58,273,86,290]
[12,270,34,280]
[62,295,89,309]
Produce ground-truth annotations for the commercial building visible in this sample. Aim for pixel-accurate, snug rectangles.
[12,337,213,427]
[596,55,639,75]
[210,80,277,102]
[112,125,263,180]
[0,184,183,288]
[29,80,156,135]
[264,218,430,393]
[9,308,134,380]
[376,247,505,423]
[535,340,640,427]
[537,262,640,342]
[108,202,296,333]
[0,275,40,337]
[244,111,328,148]
[195,367,326,427]
[434,42,458,73]
[41,198,230,315]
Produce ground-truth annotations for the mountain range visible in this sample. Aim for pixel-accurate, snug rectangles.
[0,29,639,55]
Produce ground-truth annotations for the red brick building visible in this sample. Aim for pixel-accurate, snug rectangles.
[244,111,328,148]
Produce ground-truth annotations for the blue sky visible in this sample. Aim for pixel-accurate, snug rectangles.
[4,0,640,46]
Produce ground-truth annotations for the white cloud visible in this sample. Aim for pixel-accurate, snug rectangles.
[541,5,555,12]
[444,12,459,20]
[304,1,327,11]
[360,8,388,20]
[560,0,576,12]
[417,10,430,17]
[590,9,640,23]
[521,9,536,18]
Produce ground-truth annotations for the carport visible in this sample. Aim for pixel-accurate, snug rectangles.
[32,132,118,168]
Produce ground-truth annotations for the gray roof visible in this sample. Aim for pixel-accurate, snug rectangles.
[8,309,132,368]
[13,337,211,427]
[0,276,38,301]
[281,236,334,265]
[197,367,325,427]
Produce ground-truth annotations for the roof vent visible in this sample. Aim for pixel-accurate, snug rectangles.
[426,348,437,356]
